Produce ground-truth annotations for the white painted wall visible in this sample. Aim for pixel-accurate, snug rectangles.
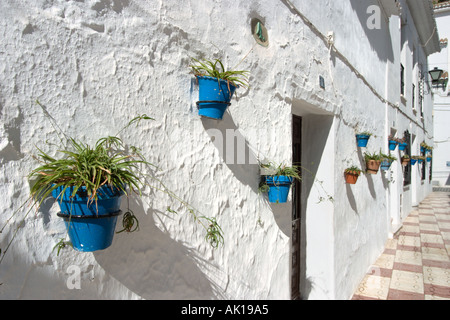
[430,5,450,187]
[0,0,435,300]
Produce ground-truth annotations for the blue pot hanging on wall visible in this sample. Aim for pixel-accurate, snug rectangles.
[410,159,417,165]
[196,76,237,120]
[265,176,294,203]
[398,142,407,151]
[388,140,398,151]
[380,160,393,171]
[52,185,124,252]
[355,134,370,147]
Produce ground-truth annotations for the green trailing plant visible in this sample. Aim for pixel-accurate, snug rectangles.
[190,57,250,89]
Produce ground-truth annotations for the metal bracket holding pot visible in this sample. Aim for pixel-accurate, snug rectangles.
[196,100,232,109]
[57,210,123,219]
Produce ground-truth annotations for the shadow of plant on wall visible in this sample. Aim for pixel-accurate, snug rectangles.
[94,196,219,299]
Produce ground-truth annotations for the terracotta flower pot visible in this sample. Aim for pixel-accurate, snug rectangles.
[344,171,360,184]
[366,160,381,174]
[401,157,410,166]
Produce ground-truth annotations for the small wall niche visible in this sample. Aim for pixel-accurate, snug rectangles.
[251,18,269,47]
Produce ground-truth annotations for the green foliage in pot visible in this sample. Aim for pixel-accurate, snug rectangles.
[258,162,301,193]
[29,134,149,208]
[344,165,362,176]
[380,153,397,162]
[364,150,382,161]
[357,131,372,136]
[190,57,250,89]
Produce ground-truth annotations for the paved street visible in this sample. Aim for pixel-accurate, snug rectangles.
[352,192,450,300]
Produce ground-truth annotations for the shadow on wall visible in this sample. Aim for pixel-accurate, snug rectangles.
[201,112,260,195]
[348,0,394,64]
[201,112,293,237]
[95,197,217,299]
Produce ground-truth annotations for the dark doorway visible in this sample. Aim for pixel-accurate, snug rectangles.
[291,115,302,299]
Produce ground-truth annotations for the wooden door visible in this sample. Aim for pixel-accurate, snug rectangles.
[291,115,302,300]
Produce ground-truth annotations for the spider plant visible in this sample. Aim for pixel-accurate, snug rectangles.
[261,162,301,179]
[258,162,301,193]
[29,135,148,207]
[363,150,382,161]
[190,57,249,89]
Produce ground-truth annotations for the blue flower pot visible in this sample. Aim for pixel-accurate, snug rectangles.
[356,134,370,147]
[265,176,293,203]
[380,160,392,171]
[410,159,417,165]
[398,142,407,151]
[196,76,237,120]
[52,185,124,252]
[388,140,398,151]
[426,157,431,162]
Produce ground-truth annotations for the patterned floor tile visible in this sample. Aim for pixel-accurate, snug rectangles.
[420,233,444,245]
[351,193,450,300]
[419,223,441,232]
[438,222,450,230]
[425,294,450,300]
[373,253,395,270]
[389,270,424,294]
[423,266,450,287]
[424,283,450,299]
[401,225,421,234]
[422,247,450,262]
[385,238,398,250]
[397,235,421,248]
[395,249,422,266]
[419,215,437,223]
[354,274,391,300]
[442,232,450,241]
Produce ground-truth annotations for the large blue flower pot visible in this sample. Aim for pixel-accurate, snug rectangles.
[265,176,293,203]
[196,76,237,120]
[356,134,370,147]
[52,185,124,252]
[398,142,407,151]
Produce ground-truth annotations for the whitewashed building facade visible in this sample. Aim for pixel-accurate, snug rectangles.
[430,0,450,188]
[0,0,440,300]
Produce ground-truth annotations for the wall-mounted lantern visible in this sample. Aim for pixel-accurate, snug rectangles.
[429,67,443,83]
[429,67,448,91]
[422,67,448,94]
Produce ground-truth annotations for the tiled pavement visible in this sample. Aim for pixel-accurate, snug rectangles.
[352,192,450,300]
